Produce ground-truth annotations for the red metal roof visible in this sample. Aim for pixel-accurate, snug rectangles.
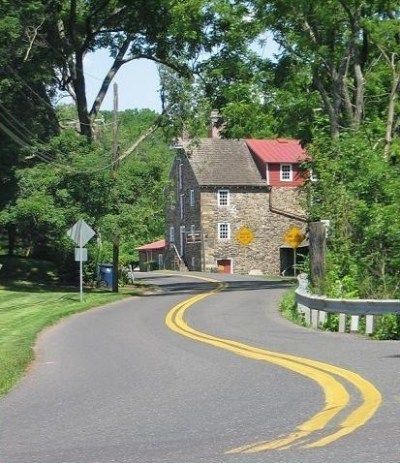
[136,239,166,251]
[246,139,308,163]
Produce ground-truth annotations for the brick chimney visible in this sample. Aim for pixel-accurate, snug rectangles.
[208,110,223,139]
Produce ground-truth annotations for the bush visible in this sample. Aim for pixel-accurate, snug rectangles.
[279,290,307,326]
[373,314,400,340]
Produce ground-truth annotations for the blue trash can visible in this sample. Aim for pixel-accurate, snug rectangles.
[98,264,114,288]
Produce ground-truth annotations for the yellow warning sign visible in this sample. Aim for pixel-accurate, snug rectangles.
[283,226,305,249]
[236,226,254,246]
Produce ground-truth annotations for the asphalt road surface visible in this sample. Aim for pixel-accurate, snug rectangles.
[1,273,400,463]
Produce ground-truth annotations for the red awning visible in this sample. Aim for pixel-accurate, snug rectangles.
[136,239,166,251]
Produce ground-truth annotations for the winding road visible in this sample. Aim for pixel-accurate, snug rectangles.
[1,273,400,463]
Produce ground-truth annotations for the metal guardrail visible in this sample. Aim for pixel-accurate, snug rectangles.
[294,274,400,334]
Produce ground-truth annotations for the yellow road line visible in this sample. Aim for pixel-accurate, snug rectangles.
[162,274,382,452]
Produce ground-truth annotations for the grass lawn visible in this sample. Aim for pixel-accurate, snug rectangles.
[0,283,146,396]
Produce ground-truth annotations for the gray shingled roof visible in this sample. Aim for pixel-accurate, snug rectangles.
[185,139,266,187]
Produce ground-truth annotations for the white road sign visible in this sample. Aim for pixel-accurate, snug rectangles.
[67,219,95,247]
[67,220,95,302]
[75,248,88,262]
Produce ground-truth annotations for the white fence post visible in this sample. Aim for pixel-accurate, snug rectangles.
[366,315,374,334]
[338,313,346,333]
[350,315,359,332]
[298,303,311,325]
[295,274,399,336]
[311,310,319,329]
[319,311,327,325]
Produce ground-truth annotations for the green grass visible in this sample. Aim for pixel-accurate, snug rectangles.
[0,256,59,284]
[0,283,146,396]
[279,289,307,327]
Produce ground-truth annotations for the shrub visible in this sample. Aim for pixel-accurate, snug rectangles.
[279,290,307,327]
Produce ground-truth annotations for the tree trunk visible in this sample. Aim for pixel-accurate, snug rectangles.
[384,72,400,159]
[90,38,131,119]
[313,75,340,138]
[308,222,327,293]
[332,70,344,138]
[72,52,93,140]
[353,62,364,128]
[112,242,119,292]
[7,225,16,256]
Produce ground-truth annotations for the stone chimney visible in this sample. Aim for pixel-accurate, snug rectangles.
[208,110,223,139]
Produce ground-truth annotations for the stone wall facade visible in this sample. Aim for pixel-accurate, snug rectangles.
[270,186,306,217]
[164,152,202,271]
[200,187,306,275]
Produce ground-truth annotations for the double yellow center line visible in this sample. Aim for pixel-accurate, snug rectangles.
[164,275,382,452]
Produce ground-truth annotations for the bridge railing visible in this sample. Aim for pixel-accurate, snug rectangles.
[295,274,400,334]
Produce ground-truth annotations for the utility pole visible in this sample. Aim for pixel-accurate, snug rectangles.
[112,82,119,293]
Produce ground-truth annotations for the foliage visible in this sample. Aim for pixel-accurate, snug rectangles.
[373,314,400,340]
[279,290,306,327]
[0,109,173,280]
[0,256,59,285]
[307,131,400,299]
[28,0,224,138]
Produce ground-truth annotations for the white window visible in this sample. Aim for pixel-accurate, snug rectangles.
[180,225,185,255]
[218,189,230,206]
[180,194,184,219]
[191,256,196,268]
[218,223,230,240]
[190,189,195,207]
[280,164,293,181]
[179,163,183,190]
[169,226,175,243]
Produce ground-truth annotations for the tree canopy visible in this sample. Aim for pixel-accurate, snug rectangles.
[1,0,400,299]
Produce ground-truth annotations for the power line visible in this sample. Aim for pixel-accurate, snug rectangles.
[40,37,105,83]
[7,65,56,112]
[0,101,39,140]
[0,111,31,145]
[8,65,119,131]
[0,106,57,162]
[2,66,166,174]
[0,120,54,163]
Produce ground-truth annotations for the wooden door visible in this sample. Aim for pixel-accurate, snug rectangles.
[217,259,232,274]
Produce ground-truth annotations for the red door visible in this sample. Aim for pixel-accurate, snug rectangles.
[217,259,232,274]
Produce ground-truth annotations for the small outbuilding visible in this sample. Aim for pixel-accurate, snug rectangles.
[136,239,166,271]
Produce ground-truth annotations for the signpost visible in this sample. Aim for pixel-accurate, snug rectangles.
[283,226,305,276]
[67,219,95,302]
[236,226,254,246]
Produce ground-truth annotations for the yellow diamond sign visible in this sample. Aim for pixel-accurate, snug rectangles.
[236,226,254,246]
[283,226,305,249]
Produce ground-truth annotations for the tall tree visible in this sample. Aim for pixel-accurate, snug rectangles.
[0,1,59,255]
[38,0,216,139]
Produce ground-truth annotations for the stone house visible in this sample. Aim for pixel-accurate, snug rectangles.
[164,132,308,276]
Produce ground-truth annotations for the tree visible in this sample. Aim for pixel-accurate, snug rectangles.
[364,8,400,158]
[36,0,216,139]
[307,131,400,298]
[0,1,61,255]
[1,109,173,278]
